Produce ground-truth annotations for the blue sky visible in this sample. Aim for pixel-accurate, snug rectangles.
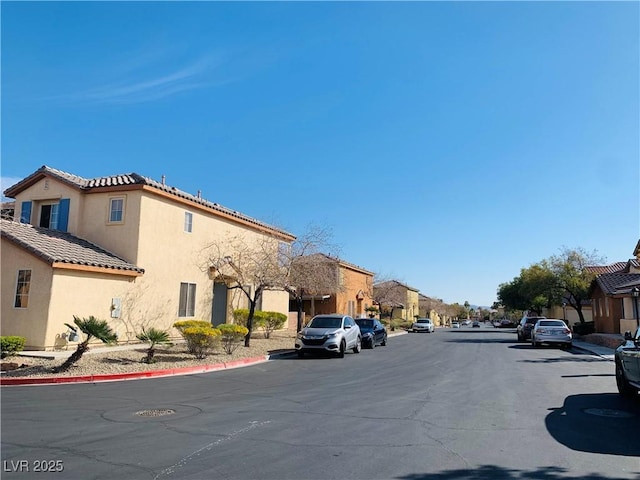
[2,1,639,307]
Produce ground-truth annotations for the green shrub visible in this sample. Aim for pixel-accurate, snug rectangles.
[216,324,249,354]
[232,309,249,327]
[254,311,287,338]
[181,326,221,359]
[173,320,212,334]
[1,336,26,359]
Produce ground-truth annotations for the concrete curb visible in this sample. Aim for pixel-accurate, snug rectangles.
[0,351,297,387]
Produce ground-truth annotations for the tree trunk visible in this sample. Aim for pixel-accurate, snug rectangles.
[296,296,304,332]
[245,300,256,347]
[54,342,90,373]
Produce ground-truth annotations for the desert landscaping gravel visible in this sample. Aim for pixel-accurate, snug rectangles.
[1,331,297,379]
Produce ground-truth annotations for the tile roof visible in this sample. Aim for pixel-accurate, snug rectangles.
[1,219,144,275]
[585,262,629,274]
[594,273,640,296]
[3,165,294,240]
[309,253,374,275]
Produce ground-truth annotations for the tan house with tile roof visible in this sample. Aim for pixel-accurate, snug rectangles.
[587,240,640,334]
[1,165,295,350]
[294,253,375,320]
[373,280,420,322]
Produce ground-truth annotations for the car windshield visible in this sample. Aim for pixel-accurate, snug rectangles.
[355,319,374,329]
[539,320,565,327]
[526,318,542,324]
[308,317,341,329]
[417,319,430,323]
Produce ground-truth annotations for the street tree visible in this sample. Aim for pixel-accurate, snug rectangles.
[203,225,338,345]
[544,246,605,323]
[497,246,604,323]
[373,280,407,329]
[204,233,286,347]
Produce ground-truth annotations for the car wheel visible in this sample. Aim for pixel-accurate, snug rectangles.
[297,350,304,358]
[353,337,361,354]
[337,340,346,358]
[616,360,638,397]
[381,335,387,346]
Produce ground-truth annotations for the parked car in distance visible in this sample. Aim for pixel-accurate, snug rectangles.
[295,314,361,358]
[462,320,472,326]
[472,321,480,328]
[517,315,546,341]
[355,318,387,348]
[615,327,640,397]
[451,321,461,329]
[495,319,515,328]
[531,319,572,348]
[412,318,435,333]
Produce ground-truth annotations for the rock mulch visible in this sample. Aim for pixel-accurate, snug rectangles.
[1,331,297,379]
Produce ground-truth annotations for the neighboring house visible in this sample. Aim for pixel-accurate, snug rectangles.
[374,280,420,322]
[1,165,295,350]
[587,241,640,334]
[292,253,375,319]
[418,293,448,326]
[589,273,640,334]
[1,201,15,220]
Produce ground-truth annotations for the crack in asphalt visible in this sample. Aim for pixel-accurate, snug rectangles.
[153,420,271,479]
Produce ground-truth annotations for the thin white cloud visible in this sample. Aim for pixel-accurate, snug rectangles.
[56,54,227,105]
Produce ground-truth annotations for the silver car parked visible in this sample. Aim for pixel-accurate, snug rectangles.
[531,319,572,349]
[295,314,361,358]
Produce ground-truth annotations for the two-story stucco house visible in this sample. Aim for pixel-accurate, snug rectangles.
[292,253,375,320]
[373,280,420,322]
[1,165,295,350]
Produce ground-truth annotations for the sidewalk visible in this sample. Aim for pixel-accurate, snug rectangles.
[572,333,624,361]
[572,339,616,360]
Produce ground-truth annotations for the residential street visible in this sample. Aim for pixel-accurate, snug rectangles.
[2,326,638,480]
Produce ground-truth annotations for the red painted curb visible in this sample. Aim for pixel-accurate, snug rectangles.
[0,354,279,386]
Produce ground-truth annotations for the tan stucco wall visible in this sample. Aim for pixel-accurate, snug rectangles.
[46,270,137,349]
[336,267,373,317]
[1,240,53,349]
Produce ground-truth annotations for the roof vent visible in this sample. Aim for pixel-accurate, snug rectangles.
[197,190,201,198]
[161,175,166,185]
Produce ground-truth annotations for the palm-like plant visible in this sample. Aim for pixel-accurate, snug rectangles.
[54,316,117,373]
[136,327,171,363]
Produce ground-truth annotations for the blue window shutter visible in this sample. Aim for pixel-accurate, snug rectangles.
[58,198,70,232]
[20,201,32,224]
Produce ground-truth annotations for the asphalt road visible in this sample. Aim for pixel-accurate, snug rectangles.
[2,326,639,480]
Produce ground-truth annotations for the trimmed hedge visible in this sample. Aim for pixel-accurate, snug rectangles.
[173,321,221,359]
[216,324,249,354]
[232,309,287,338]
[1,336,26,358]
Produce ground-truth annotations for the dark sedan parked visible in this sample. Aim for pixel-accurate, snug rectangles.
[355,318,387,349]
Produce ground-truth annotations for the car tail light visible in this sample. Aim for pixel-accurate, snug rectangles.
[563,328,571,334]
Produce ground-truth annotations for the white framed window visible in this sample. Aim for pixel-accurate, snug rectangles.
[178,282,196,317]
[14,270,32,308]
[109,197,125,223]
[39,203,59,229]
[184,212,193,233]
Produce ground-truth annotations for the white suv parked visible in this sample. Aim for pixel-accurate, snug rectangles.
[295,314,361,358]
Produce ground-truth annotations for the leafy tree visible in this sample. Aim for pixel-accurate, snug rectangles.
[54,316,117,373]
[136,327,171,364]
[497,247,604,323]
[544,246,604,323]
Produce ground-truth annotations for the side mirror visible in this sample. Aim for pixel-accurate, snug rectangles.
[624,331,633,341]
